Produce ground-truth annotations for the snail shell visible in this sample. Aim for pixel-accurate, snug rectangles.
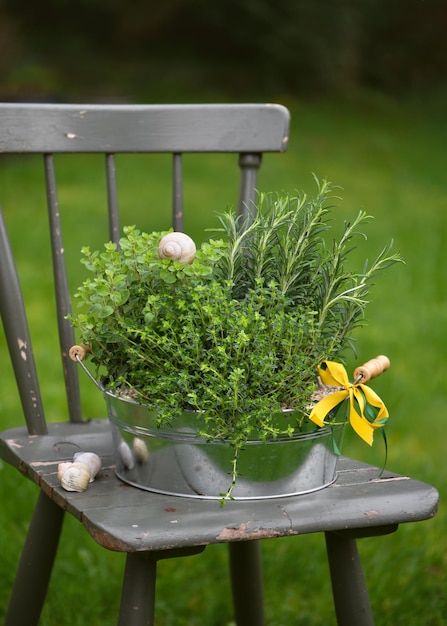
[158,232,196,264]
[58,452,102,492]
[73,452,102,481]
[57,461,73,483]
[60,462,91,492]
[132,437,149,463]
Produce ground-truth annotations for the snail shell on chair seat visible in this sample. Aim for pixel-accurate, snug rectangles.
[158,232,196,264]
[73,452,102,481]
[58,452,102,492]
[57,461,73,483]
[59,462,92,492]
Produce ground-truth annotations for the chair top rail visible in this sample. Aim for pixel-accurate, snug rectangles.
[0,103,290,154]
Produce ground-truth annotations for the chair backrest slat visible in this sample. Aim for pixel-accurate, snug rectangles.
[0,103,290,431]
[0,104,289,153]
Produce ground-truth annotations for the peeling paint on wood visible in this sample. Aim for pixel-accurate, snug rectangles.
[217,522,281,542]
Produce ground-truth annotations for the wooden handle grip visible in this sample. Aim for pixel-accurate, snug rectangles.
[353,355,390,383]
[69,344,91,362]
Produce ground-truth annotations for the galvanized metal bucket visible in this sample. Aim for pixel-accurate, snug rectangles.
[105,391,344,500]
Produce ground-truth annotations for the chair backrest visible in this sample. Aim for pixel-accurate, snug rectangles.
[0,103,290,435]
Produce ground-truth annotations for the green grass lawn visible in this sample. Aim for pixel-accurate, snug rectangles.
[1,92,446,625]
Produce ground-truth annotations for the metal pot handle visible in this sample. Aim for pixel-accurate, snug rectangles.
[69,344,105,392]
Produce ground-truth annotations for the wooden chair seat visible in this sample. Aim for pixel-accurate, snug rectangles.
[1,420,438,551]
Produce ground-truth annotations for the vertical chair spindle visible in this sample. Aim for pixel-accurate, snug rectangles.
[172,152,184,231]
[44,154,83,423]
[106,153,121,245]
[237,153,262,221]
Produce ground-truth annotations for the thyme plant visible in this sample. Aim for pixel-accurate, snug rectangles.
[69,180,401,499]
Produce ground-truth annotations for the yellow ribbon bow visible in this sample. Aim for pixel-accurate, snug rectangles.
[309,360,389,445]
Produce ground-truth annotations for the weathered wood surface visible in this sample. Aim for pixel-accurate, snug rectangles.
[1,420,439,553]
[0,104,290,153]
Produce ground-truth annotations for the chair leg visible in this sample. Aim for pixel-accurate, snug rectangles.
[229,540,265,626]
[118,552,157,626]
[325,531,374,626]
[5,491,65,626]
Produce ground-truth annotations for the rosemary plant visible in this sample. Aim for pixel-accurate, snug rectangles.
[213,179,400,356]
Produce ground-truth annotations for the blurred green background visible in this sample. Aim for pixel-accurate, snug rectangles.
[1,0,447,102]
[1,1,446,624]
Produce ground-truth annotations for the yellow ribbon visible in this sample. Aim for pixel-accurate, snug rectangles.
[309,360,389,445]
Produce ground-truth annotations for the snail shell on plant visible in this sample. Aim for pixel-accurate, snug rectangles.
[73,452,102,482]
[158,232,196,264]
[132,437,149,463]
[59,461,92,492]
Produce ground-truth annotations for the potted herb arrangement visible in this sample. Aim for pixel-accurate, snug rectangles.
[69,179,401,502]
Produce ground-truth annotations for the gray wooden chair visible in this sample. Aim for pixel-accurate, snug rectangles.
[0,103,439,626]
